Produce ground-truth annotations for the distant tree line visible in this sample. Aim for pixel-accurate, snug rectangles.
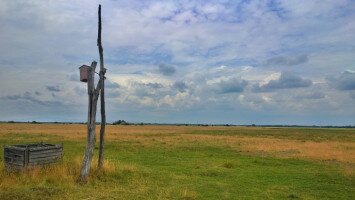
[0,120,354,128]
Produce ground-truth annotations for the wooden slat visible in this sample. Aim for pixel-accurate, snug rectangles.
[29,152,62,159]
[29,155,62,163]
[5,151,24,157]
[29,154,62,161]
[5,156,24,162]
[4,148,24,155]
[30,149,62,155]
[30,152,62,158]
[29,146,62,151]
[6,160,24,165]
[29,159,60,164]
[4,146,26,151]
[30,151,62,156]
[4,152,23,156]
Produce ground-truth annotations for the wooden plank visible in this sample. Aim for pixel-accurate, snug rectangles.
[30,149,62,155]
[4,148,24,155]
[4,148,22,153]
[29,146,62,151]
[29,155,58,161]
[30,151,63,157]
[5,156,24,162]
[29,155,62,163]
[4,152,23,157]
[6,160,24,165]
[29,152,62,159]
[4,146,26,151]
[5,150,24,155]
[30,152,62,158]
[28,159,60,165]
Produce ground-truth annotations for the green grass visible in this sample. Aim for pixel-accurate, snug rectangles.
[187,127,355,142]
[0,126,354,199]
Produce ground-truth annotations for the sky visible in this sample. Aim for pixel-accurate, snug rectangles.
[0,0,354,125]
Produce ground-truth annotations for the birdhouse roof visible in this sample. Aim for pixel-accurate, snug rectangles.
[79,65,90,69]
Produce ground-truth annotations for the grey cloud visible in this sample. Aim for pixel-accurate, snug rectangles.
[35,91,41,96]
[214,78,248,94]
[253,72,313,92]
[265,54,308,66]
[46,85,60,92]
[158,63,176,76]
[131,82,164,89]
[173,81,188,92]
[132,71,144,75]
[106,80,120,89]
[68,73,79,81]
[350,91,355,99]
[74,87,86,96]
[297,91,325,99]
[131,81,166,98]
[144,83,164,89]
[328,71,355,91]
[2,92,63,106]
[106,81,121,98]
[106,90,121,98]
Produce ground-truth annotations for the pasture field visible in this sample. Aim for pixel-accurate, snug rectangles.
[0,123,354,199]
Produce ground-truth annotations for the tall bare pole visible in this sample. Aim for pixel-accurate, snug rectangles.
[79,4,106,182]
[97,4,106,169]
[80,61,100,182]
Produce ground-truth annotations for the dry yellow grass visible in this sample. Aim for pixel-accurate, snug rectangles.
[0,123,354,199]
[0,156,117,189]
[1,123,354,175]
[178,134,355,164]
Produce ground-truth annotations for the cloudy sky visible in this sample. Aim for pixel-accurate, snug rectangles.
[0,0,354,125]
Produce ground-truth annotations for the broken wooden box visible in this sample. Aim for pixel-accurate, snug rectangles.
[4,143,63,170]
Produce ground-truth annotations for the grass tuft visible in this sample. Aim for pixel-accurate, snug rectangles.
[287,194,299,199]
[181,188,197,200]
[222,162,235,169]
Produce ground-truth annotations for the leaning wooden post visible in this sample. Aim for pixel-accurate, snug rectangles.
[79,4,106,181]
[80,61,99,182]
[97,4,106,170]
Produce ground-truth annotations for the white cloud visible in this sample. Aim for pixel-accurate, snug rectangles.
[0,0,354,124]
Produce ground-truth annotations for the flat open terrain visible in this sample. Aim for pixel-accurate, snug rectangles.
[0,123,354,199]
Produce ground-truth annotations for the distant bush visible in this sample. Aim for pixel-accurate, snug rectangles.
[112,120,129,125]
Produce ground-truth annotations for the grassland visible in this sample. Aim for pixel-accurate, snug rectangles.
[0,123,354,199]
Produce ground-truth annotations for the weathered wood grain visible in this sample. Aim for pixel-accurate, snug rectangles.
[98,3,106,170]
[4,143,63,170]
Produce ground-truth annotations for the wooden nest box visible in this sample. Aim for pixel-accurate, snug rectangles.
[4,143,63,170]
[79,65,91,82]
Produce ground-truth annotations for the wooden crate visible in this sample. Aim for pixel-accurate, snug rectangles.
[4,143,63,170]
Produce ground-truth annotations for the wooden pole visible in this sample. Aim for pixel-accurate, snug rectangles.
[97,4,106,169]
[80,61,98,182]
[79,4,106,181]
